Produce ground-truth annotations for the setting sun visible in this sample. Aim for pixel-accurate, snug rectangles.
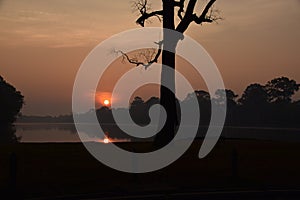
[103,138,110,144]
[104,99,110,106]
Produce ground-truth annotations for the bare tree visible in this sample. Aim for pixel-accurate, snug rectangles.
[120,0,221,147]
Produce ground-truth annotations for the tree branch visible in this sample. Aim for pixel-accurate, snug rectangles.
[176,0,197,33]
[133,0,163,27]
[176,0,220,33]
[115,41,163,69]
[193,0,222,24]
[136,10,163,27]
[174,0,185,20]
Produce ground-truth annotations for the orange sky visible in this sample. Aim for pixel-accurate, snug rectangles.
[1,0,300,115]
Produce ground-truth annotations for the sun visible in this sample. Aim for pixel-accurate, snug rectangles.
[103,99,110,106]
[103,138,110,144]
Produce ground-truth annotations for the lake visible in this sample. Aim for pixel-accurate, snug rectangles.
[15,123,300,143]
[15,123,131,143]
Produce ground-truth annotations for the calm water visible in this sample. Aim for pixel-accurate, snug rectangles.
[15,123,130,143]
[15,123,300,143]
[16,123,82,143]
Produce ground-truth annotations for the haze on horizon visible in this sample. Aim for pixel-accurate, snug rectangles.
[1,0,300,115]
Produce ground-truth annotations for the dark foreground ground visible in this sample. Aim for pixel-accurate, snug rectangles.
[0,139,300,199]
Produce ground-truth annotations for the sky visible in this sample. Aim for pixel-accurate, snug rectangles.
[1,0,300,115]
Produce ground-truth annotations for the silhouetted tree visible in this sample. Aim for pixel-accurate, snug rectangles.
[195,90,210,101]
[0,76,24,143]
[188,90,211,125]
[238,84,269,126]
[123,0,221,147]
[130,96,147,124]
[145,97,160,124]
[130,96,145,109]
[238,83,268,107]
[213,89,238,125]
[214,89,238,107]
[262,77,299,126]
[145,96,160,107]
[265,77,300,104]
[97,106,113,123]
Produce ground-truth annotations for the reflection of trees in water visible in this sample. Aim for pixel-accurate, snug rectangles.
[16,124,77,134]
[100,124,153,142]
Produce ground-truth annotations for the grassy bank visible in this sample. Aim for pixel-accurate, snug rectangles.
[0,139,300,198]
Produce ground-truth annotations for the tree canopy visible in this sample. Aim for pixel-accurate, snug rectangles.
[0,75,24,143]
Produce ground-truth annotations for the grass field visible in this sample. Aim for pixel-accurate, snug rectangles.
[0,139,300,198]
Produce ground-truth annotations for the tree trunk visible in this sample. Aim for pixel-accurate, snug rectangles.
[154,0,179,148]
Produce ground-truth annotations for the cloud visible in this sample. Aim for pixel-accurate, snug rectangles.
[0,0,137,48]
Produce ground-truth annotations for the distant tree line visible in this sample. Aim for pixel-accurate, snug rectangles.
[218,76,300,127]
[95,76,300,128]
[18,76,300,129]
